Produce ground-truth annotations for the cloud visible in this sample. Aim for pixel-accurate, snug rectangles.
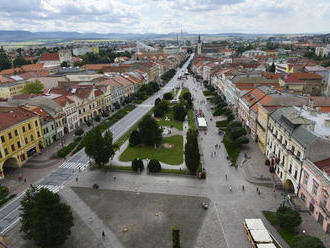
[0,0,328,33]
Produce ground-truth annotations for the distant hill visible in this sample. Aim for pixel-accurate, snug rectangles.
[0,30,327,42]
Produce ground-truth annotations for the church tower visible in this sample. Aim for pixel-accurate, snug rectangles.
[197,34,202,55]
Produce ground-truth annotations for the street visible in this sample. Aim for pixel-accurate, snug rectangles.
[0,54,194,234]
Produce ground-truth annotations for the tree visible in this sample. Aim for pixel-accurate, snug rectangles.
[181,91,192,108]
[132,158,144,172]
[153,100,169,118]
[20,186,73,248]
[0,47,11,70]
[229,127,247,140]
[163,92,173,100]
[148,159,161,172]
[236,136,249,146]
[13,56,30,67]
[172,225,180,248]
[269,62,276,73]
[290,235,325,248]
[74,128,84,136]
[22,80,44,94]
[129,130,141,146]
[85,129,115,167]
[185,129,200,174]
[276,206,302,230]
[60,61,68,67]
[173,104,187,121]
[138,115,162,146]
[154,97,161,106]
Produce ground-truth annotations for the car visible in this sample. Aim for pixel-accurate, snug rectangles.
[201,202,209,209]
[218,130,223,135]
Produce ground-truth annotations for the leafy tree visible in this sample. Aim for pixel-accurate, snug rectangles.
[153,100,169,118]
[149,82,160,92]
[163,92,173,100]
[0,47,11,70]
[269,62,276,73]
[60,61,68,67]
[148,159,161,172]
[181,91,192,108]
[85,129,115,167]
[13,56,30,67]
[22,80,44,94]
[74,128,84,136]
[185,129,200,174]
[132,158,144,172]
[154,97,161,106]
[129,130,141,146]
[290,235,325,248]
[138,115,162,146]
[229,127,247,140]
[228,121,242,130]
[173,104,187,121]
[172,225,180,248]
[236,136,249,146]
[20,186,73,248]
[276,206,302,230]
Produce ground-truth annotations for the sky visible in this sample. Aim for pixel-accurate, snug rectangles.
[0,0,329,34]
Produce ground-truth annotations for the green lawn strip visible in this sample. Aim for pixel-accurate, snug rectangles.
[56,137,81,158]
[179,87,189,98]
[72,104,136,154]
[160,168,188,174]
[157,108,183,131]
[119,135,183,165]
[108,165,133,171]
[263,211,295,246]
[188,108,196,130]
[222,132,240,165]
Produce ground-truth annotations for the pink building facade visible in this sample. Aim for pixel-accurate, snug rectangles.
[299,159,330,233]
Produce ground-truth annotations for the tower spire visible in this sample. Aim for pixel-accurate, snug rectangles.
[198,33,201,43]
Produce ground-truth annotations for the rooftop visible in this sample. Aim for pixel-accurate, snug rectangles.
[0,107,37,131]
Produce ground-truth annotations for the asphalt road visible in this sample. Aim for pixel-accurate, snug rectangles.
[0,54,194,234]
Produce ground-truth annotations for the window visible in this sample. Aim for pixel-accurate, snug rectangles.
[22,126,26,132]
[51,125,54,130]
[4,148,8,155]
[291,146,295,154]
[17,141,21,148]
[28,123,31,130]
[294,170,298,179]
[11,144,15,152]
[25,137,28,144]
[37,131,40,138]
[289,164,292,173]
[312,180,319,195]
[30,135,34,141]
[321,194,328,210]
[303,172,309,185]
[14,130,18,136]
[301,193,306,202]
[1,136,5,143]
[8,132,12,139]
[297,151,301,159]
[35,120,38,126]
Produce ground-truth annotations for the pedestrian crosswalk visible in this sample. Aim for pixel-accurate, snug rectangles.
[59,161,88,171]
[36,184,63,193]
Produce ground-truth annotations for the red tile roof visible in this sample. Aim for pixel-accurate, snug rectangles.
[262,72,281,80]
[53,95,74,107]
[314,158,330,176]
[18,71,49,80]
[0,107,37,131]
[21,63,44,72]
[0,67,24,76]
[0,75,14,83]
[40,53,60,61]
[21,105,52,122]
[291,72,322,80]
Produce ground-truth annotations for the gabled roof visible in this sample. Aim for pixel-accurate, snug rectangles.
[53,95,74,107]
[0,67,24,76]
[22,63,44,72]
[0,107,37,131]
[314,158,330,177]
[40,53,60,61]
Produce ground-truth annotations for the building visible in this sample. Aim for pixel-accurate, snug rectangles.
[304,65,330,96]
[315,45,330,57]
[72,46,99,56]
[266,107,330,194]
[0,107,45,178]
[242,50,267,58]
[299,159,330,233]
[197,34,202,55]
[0,81,26,98]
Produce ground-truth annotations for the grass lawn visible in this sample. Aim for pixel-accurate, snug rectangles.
[263,211,295,246]
[179,87,190,98]
[119,135,183,165]
[223,132,240,165]
[157,108,183,131]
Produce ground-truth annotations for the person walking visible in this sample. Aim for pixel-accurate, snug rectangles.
[242,185,244,191]
[75,177,78,183]
[113,176,116,181]
[102,231,105,240]
[229,185,232,192]
[225,174,227,180]
[256,187,259,193]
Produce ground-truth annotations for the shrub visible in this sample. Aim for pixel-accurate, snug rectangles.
[213,108,223,116]
[101,112,109,117]
[276,206,302,230]
[132,158,144,172]
[163,92,173,100]
[229,127,247,139]
[216,120,229,127]
[290,235,325,248]
[0,186,9,199]
[236,136,249,146]
[57,138,81,158]
[148,159,161,172]
[129,130,141,146]
[74,128,84,136]
[155,97,161,106]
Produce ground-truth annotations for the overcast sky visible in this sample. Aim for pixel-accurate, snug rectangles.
[0,0,329,34]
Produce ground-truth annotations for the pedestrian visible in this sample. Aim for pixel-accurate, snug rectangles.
[113,176,116,181]
[214,151,216,156]
[75,177,78,183]
[229,185,232,192]
[215,144,217,149]
[24,178,27,184]
[256,187,259,193]
[102,231,105,240]
[225,174,227,180]
[242,185,244,191]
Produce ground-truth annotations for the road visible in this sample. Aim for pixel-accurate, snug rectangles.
[0,54,194,234]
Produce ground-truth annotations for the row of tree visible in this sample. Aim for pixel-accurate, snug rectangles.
[161,69,176,82]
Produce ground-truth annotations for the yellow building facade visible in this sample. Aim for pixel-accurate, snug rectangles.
[0,107,45,178]
[0,82,26,98]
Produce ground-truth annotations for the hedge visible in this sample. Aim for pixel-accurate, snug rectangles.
[57,137,81,158]
[216,120,229,128]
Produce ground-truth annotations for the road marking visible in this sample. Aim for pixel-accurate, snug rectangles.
[214,202,230,248]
